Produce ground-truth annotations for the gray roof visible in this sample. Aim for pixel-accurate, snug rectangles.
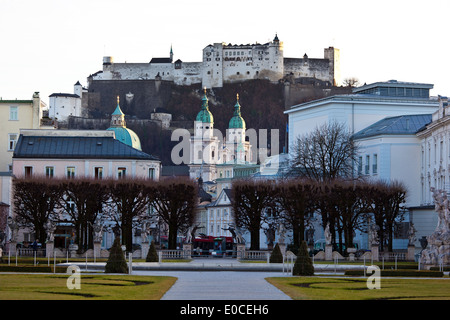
[352,114,432,139]
[13,135,159,160]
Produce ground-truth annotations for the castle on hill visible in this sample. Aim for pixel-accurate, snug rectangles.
[92,35,340,89]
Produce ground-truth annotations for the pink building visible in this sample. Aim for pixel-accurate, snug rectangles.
[12,129,160,180]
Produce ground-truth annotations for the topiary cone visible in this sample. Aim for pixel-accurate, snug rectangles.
[146,241,159,262]
[105,237,128,273]
[269,243,283,263]
[292,240,314,276]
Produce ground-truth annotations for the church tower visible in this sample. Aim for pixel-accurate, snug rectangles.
[189,89,220,181]
[107,96,142,150]
[225,94,252,164]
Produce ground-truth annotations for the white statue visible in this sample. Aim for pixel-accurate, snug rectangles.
[141,221,151,243]
[184,225,194,244]
[7,217,18,242]
[45,220,56,242]
[91,221,103,243]
[421,187,450,266]
[408,222,417,246]
[369,224,379,245]
[277,224,286,244]
[324,222,332,245]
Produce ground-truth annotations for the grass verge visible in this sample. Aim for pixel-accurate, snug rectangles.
[266,276,450,300]
[0,273,176,300]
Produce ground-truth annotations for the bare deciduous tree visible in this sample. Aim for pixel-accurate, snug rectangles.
[342,77,360,87]
[231,179,276,250]
[13,177,62,244]
[275,179,316,248]
[107,178,152,252]
[146,178,197,250]
[59,178,109,252]
[290,121,359,183]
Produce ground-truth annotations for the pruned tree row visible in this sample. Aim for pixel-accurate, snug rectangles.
[231,178,406,254]
[12,177,197,252]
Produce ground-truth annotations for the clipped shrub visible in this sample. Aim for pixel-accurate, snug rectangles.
[146,241,159,262]
[269,243,283,263]
[105,238,128,274]
[292,240,314,276]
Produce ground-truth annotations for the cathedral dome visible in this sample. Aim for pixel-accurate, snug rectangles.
[107,96,142,151]
[228,94,246,129]
[107,127,142,151]
[196,90,214,124]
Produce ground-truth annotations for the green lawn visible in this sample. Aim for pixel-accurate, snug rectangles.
[0,274,176,300]
[266,276,450,300]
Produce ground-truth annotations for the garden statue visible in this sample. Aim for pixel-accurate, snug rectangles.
[421,188,450,267]
[324,222,332,245]
[7,217,18,242]
[408,222,417,246]
[91,221,104,243]
[277,224,286,244]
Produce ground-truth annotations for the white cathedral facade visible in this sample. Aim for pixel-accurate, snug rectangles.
[188,90,252,182]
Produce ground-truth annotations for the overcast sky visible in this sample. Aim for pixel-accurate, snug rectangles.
[1,0,449,105]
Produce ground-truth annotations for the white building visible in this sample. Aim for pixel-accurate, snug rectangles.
[48,81,86,122]
[414,96,450,247]
[285,80,440,253]
[284,80,438,150]
[93,35,339,89]
[189,91,252,182]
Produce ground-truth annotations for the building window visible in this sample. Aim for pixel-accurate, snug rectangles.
[8,134,18,151]
[45,166,54,178]
[24,166,33,178]
[357,156,363,176]
[148,168,155,180]
[365,155,370,175]
[94,167,103,179]
[373,154,378,175]
[118,167,126,179]
[9,106,18,120]
[67,166,75,179]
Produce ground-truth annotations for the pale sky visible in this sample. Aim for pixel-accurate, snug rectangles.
[1,0,449,105]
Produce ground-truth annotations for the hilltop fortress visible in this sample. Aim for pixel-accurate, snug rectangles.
[90,35,340,89]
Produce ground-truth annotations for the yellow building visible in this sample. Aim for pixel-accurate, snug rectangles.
[0,92,46,172]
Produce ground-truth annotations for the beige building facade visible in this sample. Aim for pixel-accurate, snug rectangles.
[0,92,47,173]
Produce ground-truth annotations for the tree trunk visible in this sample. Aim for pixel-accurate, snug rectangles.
[250,228,260,250]
[168,224,178,250]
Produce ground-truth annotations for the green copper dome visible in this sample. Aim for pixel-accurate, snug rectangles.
[228,94,246,129]
[107,96,142,151]
[107,127,142,151]
[196,90,214,123]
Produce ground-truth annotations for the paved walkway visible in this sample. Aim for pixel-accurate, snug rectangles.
[61,257,366,300]
[134,269,292,300]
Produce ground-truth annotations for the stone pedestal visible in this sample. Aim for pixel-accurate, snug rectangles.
[278,243,286,256]
[46,241,54,258]
[183,243,192,259]
[236,243,245,259]
[141,241,149,259]
[8,241,17,256]
[325,244,333,261]
[93,242,101,260]
[371,245,379,262]
[347,248,356,261]
[68,244,78,257]
[407,245,416,261]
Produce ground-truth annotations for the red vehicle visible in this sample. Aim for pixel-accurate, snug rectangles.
[192,235,234,257]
